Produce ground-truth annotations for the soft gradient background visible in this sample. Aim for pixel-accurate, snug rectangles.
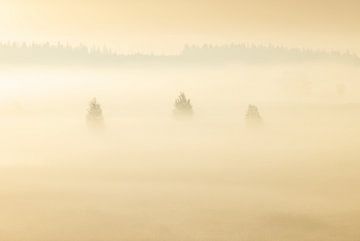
[1,0,360,53]
[2,1,360,241]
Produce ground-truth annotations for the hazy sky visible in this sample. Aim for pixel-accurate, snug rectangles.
[1,0,360,53]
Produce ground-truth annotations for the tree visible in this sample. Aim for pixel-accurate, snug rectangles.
[87,98,104,128]
[173,92,193,117]
[246,105,262,126]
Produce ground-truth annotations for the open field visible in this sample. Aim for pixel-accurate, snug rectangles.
[1,65,360,241]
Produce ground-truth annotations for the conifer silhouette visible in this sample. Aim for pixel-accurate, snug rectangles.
[87,98,104,128]
[246,105,262,126]
[173,92,193,116]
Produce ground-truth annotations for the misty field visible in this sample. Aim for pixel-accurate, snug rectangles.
[1,65,360,241]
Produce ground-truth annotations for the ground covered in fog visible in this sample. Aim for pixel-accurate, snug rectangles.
[1,64,360,241]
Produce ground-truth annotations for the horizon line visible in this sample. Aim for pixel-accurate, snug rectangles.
[0,40,358,57]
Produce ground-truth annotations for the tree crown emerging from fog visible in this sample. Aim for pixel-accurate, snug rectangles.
[87,98,104,127]
[246,105,262,126]
[174,92,193,115]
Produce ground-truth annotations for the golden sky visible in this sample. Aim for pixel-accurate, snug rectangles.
[1,0,360,53]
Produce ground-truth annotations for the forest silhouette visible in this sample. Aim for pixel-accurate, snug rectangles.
[0,42,359,66]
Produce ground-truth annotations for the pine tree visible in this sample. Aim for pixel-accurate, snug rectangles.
[87,98,104,128]
[173,92,193,116]
[246,105,262,126]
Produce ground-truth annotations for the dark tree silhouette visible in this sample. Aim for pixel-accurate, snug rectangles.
[87,98,104,128]
[246,105,262,126]
[173,92,193,117]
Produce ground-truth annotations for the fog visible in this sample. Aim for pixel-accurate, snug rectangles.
[1,62,360,241]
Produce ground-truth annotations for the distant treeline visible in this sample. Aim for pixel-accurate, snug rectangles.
[182,44,360,65]
[0,42,359,66]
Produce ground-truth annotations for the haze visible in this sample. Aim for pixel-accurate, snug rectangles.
[1,1,360,241]
[2,0,360,53]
